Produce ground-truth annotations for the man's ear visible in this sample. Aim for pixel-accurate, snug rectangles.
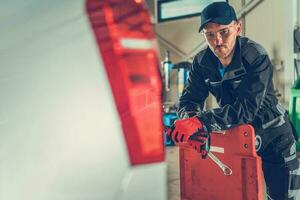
[236,20,242,35]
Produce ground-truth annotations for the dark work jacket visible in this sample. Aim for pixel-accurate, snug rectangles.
[178,36,286,133]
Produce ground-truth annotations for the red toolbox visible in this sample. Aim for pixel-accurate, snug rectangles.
[180,124,263,200]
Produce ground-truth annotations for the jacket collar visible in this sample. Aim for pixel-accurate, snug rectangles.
[199,36,247,80]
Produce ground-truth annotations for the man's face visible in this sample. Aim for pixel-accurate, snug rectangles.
[202,21,241,60]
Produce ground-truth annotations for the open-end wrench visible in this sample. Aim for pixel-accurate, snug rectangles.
[207,151,232,176]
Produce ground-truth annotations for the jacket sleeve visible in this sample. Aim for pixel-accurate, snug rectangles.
[198,53,273,131]
[177,57,209,119]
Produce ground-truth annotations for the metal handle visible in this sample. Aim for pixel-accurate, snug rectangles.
[163,61,170,91]
[163,50,171,92]
[212,130,226,134]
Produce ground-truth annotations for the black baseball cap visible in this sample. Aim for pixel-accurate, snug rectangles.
[199,2,237,32]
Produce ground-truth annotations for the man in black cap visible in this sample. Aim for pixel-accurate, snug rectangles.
[166,2,300,199]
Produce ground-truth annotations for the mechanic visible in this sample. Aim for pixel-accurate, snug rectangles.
[167,2,300,199]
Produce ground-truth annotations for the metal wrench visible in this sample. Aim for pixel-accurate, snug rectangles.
[207,152,232,176]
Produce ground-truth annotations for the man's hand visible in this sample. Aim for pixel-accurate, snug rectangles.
[165,116,204,144]
[188,130,211,159]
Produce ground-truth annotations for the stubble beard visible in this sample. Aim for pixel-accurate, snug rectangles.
[214,47,229,60]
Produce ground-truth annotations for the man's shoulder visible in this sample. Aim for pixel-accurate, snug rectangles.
[193,47,217,68]
[194,48,207,62]
[240,37,268,64]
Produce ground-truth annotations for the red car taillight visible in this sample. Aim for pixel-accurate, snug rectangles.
[86,0,164,165]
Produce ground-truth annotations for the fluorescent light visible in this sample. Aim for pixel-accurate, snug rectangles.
[156,0,227,23]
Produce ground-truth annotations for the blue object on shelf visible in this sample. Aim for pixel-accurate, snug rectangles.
[163,113,177,146]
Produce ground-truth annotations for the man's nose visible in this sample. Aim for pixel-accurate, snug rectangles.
[214,33,223,46]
